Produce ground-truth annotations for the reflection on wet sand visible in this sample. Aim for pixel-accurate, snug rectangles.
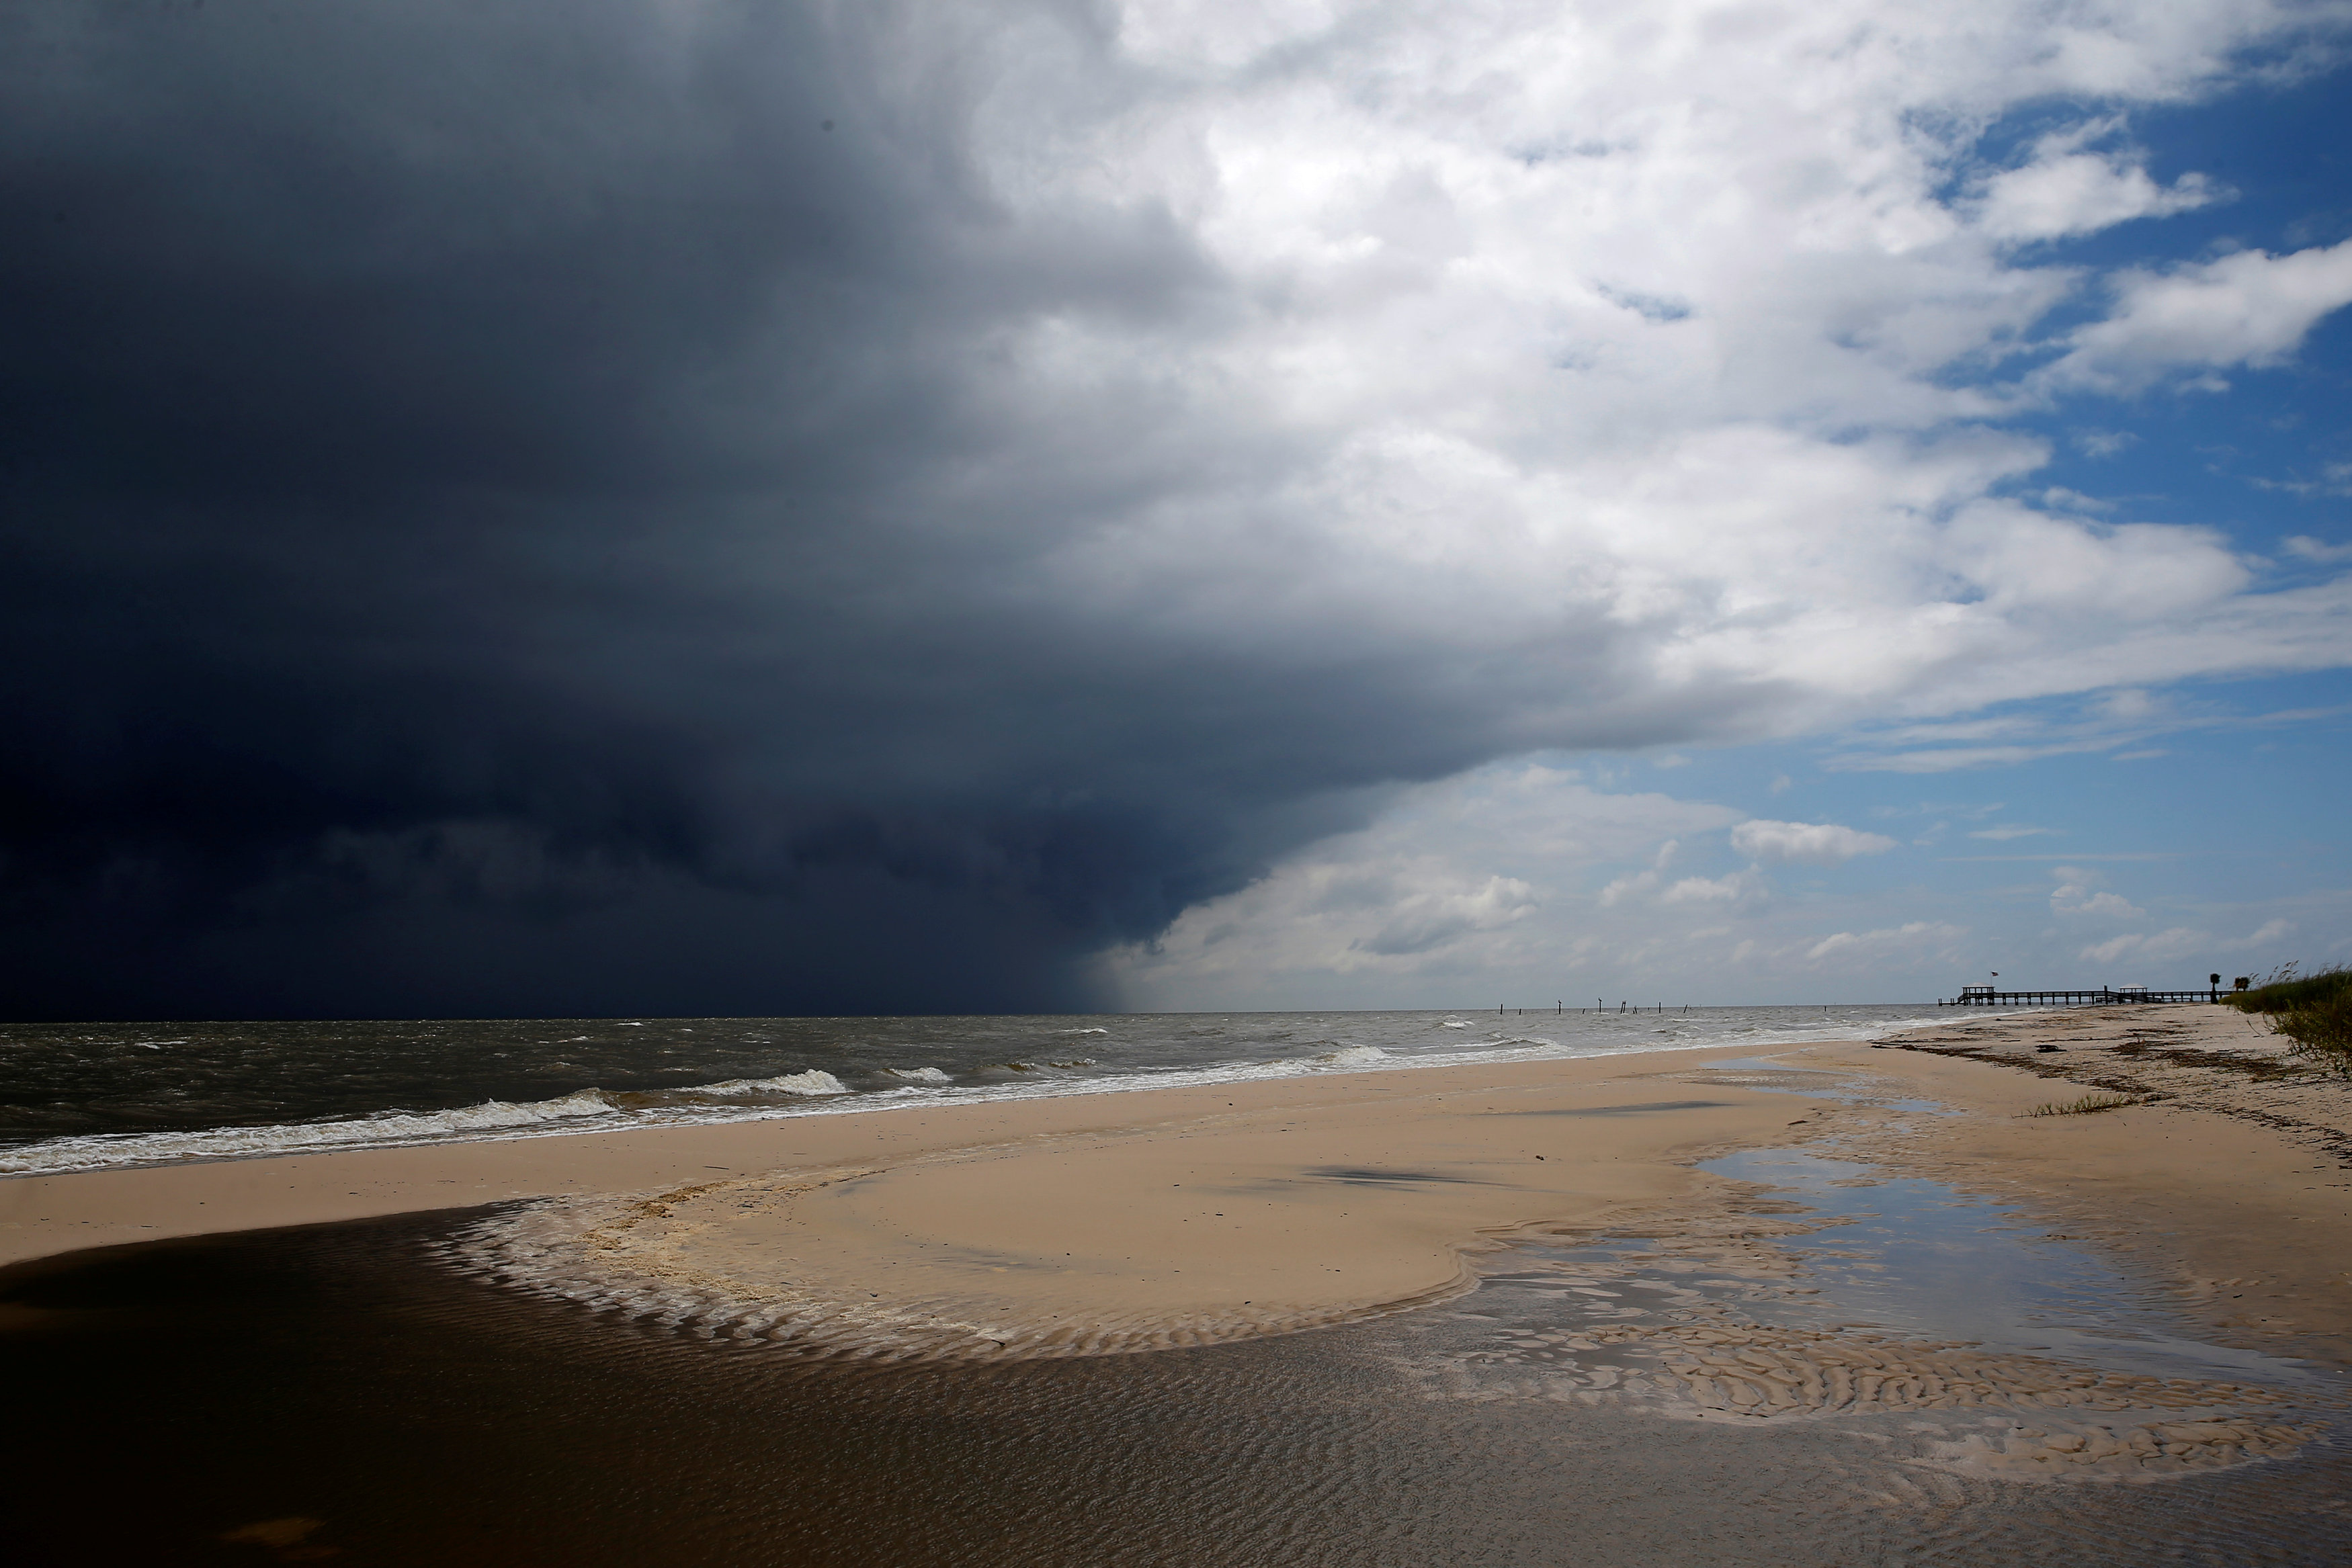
[8,1008,2351,1564]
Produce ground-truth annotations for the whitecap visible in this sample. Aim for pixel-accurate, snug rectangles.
[882,1067,952,1084]
[695,1070,849,1097]
[0,1088,622,1176]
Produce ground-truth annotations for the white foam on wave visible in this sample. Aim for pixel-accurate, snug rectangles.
[0,1063,852,1174]
[0,1088,623,1176]
[695,1070,849,1097]
[881,1066,952,1084]
[4,1010,1964,1178]
[1438,1020,1470,1029]
[1058,1027,1110,1035]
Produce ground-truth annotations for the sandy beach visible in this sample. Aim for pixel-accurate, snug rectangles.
[7,1005,2347,1366]
[10,1005,2352,1566]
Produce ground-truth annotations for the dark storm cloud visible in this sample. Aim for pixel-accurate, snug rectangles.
[42,0,2308,1018]
[0,0,1705,1018]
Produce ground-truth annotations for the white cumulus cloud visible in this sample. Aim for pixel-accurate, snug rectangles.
[1806,922,1970,964]
[1353,876,1540,956]
[2224,918,2296,951]
[1015,0,2352,773]
[2040,239,2352,394]
[1972,131,2222,243]
[1730,820,1899,865]
[2050,868,2144,919]
[1661,870,1762,905]
[2080,927,2206,966]
[2286,533,2352,562]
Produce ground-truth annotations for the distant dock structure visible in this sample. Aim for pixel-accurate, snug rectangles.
[1941,981,2230,1006]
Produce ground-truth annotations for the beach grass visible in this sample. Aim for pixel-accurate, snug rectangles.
[2227,965,2352,1070]
[2025,1092,2148,1117]
[2226,963,2352,1015]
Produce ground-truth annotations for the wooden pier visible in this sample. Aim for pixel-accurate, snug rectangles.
[1938,988,2224,1007]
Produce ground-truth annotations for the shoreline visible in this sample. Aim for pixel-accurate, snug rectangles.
[0,1041,1805,1274]
[6,1006,2349,1366]
[0,1007,1952,1179]
[1824,1004,2352,1362]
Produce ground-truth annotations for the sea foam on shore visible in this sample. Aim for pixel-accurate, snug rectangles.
[0,1006,1971,1176]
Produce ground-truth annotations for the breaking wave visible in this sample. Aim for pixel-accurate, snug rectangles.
[2,1007,1964,1177]
[696,1070,849,1097]
[1,1067,848,1174]
[0,1088,625,1176]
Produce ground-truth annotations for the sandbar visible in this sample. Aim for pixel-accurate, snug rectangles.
[4,1009,2348,1366]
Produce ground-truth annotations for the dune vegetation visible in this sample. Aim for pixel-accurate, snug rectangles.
[2226,965,2352,1068]
[2026,1092,2149,1117]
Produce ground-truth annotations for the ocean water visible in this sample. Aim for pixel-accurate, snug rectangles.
[0,1003,1997,1176]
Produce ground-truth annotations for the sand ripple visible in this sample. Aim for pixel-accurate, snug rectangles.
[1421,1315,2324,1479]
[439,1188,1478,1361]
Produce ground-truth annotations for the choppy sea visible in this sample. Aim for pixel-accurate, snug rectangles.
[0,1003,1999,1176]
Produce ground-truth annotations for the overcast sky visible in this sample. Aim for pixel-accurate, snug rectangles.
[3,0,2349,1018]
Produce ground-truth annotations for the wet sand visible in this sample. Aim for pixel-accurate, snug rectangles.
[5,1008,2349,1363]
[12,1204,2343,1568]
[8,1006,2352,1565]
[1814,1004,2352,1359]
[3,1044,1812,1342]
